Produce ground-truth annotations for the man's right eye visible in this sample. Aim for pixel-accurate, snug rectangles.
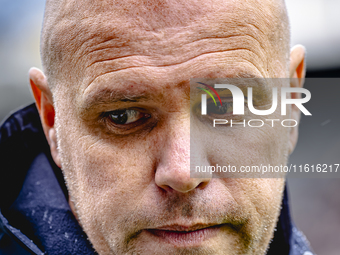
[107,109,150,126]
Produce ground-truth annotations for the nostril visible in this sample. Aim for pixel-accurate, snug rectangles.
[197,181,209,190]
[157,184,172,193]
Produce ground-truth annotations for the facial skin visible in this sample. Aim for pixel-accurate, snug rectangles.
[29,0,306,254]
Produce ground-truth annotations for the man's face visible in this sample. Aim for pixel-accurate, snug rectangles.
[46,0,293,254]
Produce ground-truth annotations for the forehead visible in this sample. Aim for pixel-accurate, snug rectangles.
[49,0,282,104]
[56,0,276,28]
[51,0,278,61]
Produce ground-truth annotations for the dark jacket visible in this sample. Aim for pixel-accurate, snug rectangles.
[0,104,314,255]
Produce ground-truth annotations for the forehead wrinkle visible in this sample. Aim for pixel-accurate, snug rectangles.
[82,47,266,94]
[43,0,209,65]
[82,24,269,66]
[42,0,289,90]
[79,22,271,87]
[81,5,270,59]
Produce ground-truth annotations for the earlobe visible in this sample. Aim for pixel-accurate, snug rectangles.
[49,128,61,167]
[288,45,306,154]
[29,67,61,168]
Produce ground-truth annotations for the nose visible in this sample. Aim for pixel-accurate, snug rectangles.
[155,117,211,193]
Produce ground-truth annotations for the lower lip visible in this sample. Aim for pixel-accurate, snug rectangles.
[146,226,221,246]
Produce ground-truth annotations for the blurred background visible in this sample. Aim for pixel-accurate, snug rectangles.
[0,0,339,254]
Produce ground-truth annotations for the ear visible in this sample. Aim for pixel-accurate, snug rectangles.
[288,45,306,154]
[29,68,61,167]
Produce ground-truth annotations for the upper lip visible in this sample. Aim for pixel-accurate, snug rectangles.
[148,223,220,232]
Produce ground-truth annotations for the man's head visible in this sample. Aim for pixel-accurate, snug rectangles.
[29,0,306,254]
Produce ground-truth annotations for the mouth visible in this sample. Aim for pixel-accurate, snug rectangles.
[145,224,224,247]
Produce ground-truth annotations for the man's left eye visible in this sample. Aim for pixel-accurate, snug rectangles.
[108,109,148,125]
[207,102,233,115]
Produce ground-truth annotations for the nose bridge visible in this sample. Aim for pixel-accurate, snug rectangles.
[155,114,210,193]
[167,117,190,170]
[161,115,190,177]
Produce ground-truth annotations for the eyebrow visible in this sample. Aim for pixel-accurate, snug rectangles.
[191,78,271,97]
[219,78,271,98]
[81,88,152,112]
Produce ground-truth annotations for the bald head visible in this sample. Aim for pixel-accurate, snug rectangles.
[41,0,290,91]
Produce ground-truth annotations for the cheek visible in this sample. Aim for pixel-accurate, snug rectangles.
[56,116,164,219]
[220,178,284,218]
[206,120,290,176]
[242,178,285,216]
[201,122,288,240]
[222,178,285,250]
[64,135,157,198]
